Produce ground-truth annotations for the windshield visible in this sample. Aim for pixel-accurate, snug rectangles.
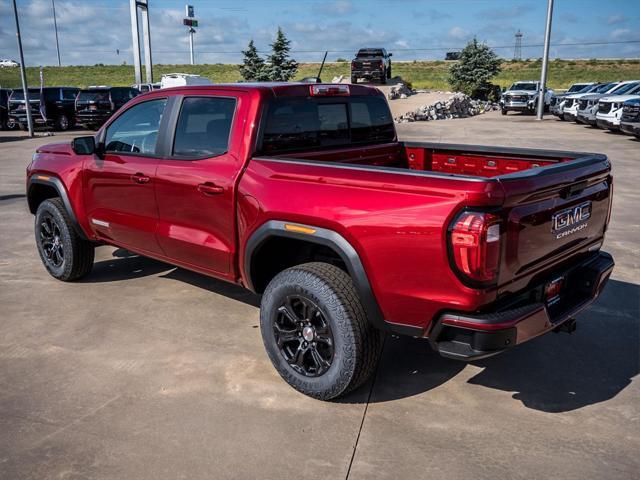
[509,83,537,91]
[78,90,110,102]
[593,83,615,93]
[10,90,39,101]
[610,82,640,95]
[260,95,395,154]
[569,84,591,93]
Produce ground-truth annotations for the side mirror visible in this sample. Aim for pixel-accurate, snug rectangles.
[72,136,96,155]
[388,53,393,57]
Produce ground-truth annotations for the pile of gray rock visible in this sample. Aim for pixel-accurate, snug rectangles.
[387,83,415,100]
[395,93,499,123]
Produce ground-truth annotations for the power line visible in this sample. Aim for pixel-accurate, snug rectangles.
[48,39,640,55]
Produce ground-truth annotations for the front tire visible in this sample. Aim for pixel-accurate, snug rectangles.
[260,262,381,400]
[501,108,507,115]
[35,198,94,281]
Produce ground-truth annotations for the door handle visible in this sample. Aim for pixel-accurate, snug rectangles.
[131,173,150,184]
[197,182,224,195]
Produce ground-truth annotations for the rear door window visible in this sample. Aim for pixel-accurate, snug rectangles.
[172,97,236,158]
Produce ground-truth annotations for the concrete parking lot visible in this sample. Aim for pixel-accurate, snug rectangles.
[1,113,638,479]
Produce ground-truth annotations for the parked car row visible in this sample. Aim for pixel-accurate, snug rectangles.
[0,73,214,132]
[0,86,140,132]
[550,80,640,138]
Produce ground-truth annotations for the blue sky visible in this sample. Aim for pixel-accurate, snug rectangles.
[0,0,638,65]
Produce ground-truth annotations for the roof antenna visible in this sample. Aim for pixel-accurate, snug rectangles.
[316,51,328,83]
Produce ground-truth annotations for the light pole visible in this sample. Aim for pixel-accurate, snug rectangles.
[537,0,554,120]
[189,27,195,65]
[12,0,34,137]
[51,0,61,67]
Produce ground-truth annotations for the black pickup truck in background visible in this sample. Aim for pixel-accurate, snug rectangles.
[75,86,140,130]
[8,87,79,131]
[351,48,392,84]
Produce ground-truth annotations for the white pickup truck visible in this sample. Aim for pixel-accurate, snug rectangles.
[500,81,554,115]
[574,81,638,125]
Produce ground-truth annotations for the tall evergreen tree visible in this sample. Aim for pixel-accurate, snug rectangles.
[239,40,267,81]
[448,38,502,99]
[266,27,298,81]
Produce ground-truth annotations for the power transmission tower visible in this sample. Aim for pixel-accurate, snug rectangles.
[514,30,523,60]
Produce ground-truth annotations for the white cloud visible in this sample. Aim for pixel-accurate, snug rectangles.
[606,14,628,26]
[312,1,356,16]
[610,28,631,40]
[447,26,469,41]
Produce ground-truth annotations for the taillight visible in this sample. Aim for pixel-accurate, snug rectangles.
[449,211,502,285]
[309,84,350,96]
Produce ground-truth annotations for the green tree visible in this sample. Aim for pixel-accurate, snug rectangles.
[239,40,267,81]
[266,27,298,81]
[448,38,502,99]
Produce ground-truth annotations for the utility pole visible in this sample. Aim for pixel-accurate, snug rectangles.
[12,0,34,137]
[130,0,142,84]
[537,0,554,120]
[514,30,523,61]
[140,0,153,83]
[51,0,61,66]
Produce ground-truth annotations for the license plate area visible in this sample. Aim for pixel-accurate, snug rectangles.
[545,276,565,306]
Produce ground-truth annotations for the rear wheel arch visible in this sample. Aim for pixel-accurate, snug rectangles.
[245,220,406,334]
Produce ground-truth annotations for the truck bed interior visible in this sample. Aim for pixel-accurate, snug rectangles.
[276,142,578,178]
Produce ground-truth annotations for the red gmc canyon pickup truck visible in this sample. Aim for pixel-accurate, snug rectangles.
[27,83,614,399]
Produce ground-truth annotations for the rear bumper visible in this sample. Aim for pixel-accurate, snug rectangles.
[429,252,614,361]
[9,113,53,126]
[351,70,384,78]
[75,112,111,125]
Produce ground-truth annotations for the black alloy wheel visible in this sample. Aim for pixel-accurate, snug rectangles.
[274,295,335,377]
[39,213,65,268]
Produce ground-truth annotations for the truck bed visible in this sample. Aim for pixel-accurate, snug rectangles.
[275,141,595,179]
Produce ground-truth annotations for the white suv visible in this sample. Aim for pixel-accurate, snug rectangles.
[595,82,640,131]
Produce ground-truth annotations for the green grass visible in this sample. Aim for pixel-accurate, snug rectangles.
[1,59,638,91]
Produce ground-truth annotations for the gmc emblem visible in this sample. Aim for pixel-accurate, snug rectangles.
[552,201,592,237]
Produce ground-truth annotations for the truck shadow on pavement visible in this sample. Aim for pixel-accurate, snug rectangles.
[351,279,638,413]
[83,248,261,307]
[85,251,637,413]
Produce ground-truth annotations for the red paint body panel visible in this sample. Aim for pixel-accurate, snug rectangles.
[26,83,613,336]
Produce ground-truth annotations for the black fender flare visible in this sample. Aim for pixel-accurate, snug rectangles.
[27,175,88,240]
[244,220,423,337]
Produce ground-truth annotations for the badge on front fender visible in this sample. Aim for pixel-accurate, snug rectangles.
[552,201,591,239]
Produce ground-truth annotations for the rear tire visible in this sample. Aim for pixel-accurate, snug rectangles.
[35,198,94,281]
[379,72,387,84]
[55,114,70,131]
[501,108,507,115]
[260,262,382,400]
[351,75,357,84]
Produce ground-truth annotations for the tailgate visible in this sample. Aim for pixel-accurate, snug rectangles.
[496,155,612,290]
